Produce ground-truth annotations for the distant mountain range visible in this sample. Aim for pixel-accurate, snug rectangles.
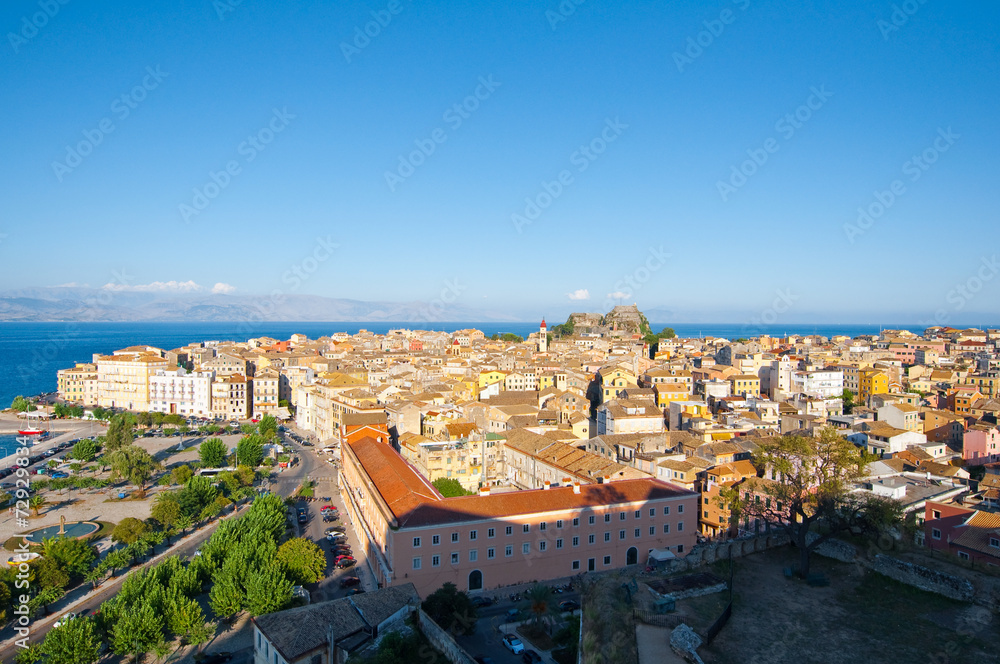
[0,287,521,323]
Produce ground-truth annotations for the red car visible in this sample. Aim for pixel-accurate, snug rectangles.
[335,555,355,563]
[320,505,337,512]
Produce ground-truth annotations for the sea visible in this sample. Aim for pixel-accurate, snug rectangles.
[0,319,981,431]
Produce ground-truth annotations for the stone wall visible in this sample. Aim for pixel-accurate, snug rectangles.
[416,609,478,664]
[871,554,976,602]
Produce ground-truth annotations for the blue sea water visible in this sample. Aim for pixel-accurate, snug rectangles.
[0,320,972,410]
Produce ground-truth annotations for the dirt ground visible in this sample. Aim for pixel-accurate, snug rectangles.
[699,547,996,664]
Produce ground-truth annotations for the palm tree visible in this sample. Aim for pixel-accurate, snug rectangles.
[525,583,555,633]
[28,494,46,516]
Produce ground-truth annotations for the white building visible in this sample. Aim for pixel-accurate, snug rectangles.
[790,369,844,398]
[148,368,214,416]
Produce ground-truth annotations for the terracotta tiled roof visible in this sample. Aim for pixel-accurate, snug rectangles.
[348,437,440,521]
[400,479,695,528]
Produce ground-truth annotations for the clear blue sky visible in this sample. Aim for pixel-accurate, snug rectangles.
[2,0,998,323]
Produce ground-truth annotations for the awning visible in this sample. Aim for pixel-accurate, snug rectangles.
[647,548,677,562]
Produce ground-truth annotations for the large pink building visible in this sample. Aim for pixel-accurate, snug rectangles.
[340,436,698,597]
[963,425,1000,464]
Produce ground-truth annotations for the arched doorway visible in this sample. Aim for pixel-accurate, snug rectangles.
[626,547,638,565]
[468,569,483,591]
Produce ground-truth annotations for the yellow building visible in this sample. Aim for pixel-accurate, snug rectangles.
[478,370,507,389]
[57,363,98,405]
[730,374,761,398]
[859,368,889,404]
[654,382,691,407]
[96,353,169,411]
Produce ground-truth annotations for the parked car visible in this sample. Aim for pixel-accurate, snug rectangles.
[336,559,356,569]
[558,600,580,612]
[197,652,233,664]
[53,613,77,628]
[296,508,308,524]
[502,635,524,655]
[335,555,355,564]
[521,651,542,664]
[470,596,493,608]
[473,657,494,664]
[347,587,365,595]
[339,576,360,588]
[49,472,69,479]
[325,526,346,535]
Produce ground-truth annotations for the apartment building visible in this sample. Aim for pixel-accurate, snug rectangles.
[57,363,98,406]
[149,368,213,416]
[95,352,169,410]
[211,373,251,419]
[339,435,697,596]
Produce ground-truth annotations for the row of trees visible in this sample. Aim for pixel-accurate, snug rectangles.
[14,491,321,664]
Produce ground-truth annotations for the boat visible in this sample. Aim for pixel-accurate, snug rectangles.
[17,427,48,439]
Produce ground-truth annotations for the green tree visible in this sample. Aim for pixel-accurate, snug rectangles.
[276,538,326,584]
[432,477,474,497]
[208,566,244,620]
[172,464,194,485]
[42,537,97,580]
[14,644,44,664]
[112,517,151,544]
[104,413,135,453]
[841,388,856,414]
[258,414,279,441]
[245,561,293,616]
[722,427,903,578]
[164,590,212,645]
[525,583,555,632]
[11,395,36,412]
[110,600,167,658]
[235,434,265,468]
[41,614,101,664]
[108,444,161,496]
[101,549,132,577]
[151,492,182,530]
[35,557,71,590]
[28,493,46,516]
[199,437,228,467]
[178,476,219,518]
[422,582,477,636]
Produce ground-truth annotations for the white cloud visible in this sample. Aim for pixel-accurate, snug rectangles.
[567,289,590,300]
[102,280,203,293]
[211,282,236,294]
[607,291,629,300]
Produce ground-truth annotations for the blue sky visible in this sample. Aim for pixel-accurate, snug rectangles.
[1,0,998,323]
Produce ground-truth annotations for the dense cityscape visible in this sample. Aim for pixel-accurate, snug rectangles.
[0,309,997,662]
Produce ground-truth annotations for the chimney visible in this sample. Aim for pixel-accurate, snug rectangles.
[573,482,581,494]
[479,485,490,497]
[544,480,551,490]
